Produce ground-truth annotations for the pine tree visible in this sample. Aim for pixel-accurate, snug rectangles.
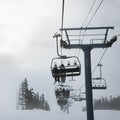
[18,78,50,110]
[44,101,50,111]
[40,94,45,109]
[94,95,120,110]
[18,78,29,109]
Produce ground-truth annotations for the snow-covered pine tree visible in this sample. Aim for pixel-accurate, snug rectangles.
[18,78,50,111]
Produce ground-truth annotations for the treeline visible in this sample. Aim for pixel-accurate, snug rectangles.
[18,78,50,111]
[94,95,120,110]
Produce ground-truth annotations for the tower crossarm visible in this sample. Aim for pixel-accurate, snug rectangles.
[61,41,116,50]
[60,26,116,50]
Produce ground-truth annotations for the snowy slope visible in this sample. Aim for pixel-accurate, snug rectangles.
[0,105,120,120]
[0,109,120,120]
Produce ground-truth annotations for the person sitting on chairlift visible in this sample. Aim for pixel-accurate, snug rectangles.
[55,89,59,98]
[59,63,66,83]
[52,64,60,84]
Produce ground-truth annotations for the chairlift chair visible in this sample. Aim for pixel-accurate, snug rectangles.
[73,91,86,101]
[74,97,86,101]
[55,85,69,107]
[92,77,107,90]
[55,84,71,99]
[51,56,81,79]
[92,63,107,90]
[74,96,83,101]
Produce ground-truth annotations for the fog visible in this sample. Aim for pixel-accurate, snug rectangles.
[0,1,120,118]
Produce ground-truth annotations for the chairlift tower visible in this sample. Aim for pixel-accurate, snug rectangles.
[60,26,117,120]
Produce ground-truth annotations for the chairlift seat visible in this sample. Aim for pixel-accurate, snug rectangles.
[92,85,107,89]
[74,97,82,101]
[52,65,81,77]
[74,94,86,101]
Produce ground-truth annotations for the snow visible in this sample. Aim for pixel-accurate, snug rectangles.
[1,109,120,120]
[0,103,120,120]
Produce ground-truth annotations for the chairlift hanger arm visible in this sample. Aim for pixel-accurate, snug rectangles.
[53,33,66,57]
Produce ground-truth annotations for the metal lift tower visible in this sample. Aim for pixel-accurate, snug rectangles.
[60,26,117,120]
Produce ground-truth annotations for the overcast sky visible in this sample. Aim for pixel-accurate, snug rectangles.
[0,0,120,111]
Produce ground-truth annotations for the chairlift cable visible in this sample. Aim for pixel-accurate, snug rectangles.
[81,0,97,27]
[76,0,104,91]
[92,48,108,74]
[80,0,106,88]
[86,0,104,27]
[77,0,97,57]
[92,33,119,74]
[80,0,104,41]
[79,47,108,89]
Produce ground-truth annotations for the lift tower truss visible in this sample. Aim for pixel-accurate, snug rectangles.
[60,26,117,120]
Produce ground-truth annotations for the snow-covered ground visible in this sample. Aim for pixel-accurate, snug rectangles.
[0,103,120,120]
[1,109,120,120]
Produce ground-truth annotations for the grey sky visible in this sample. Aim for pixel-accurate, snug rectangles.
[0,0,120,111]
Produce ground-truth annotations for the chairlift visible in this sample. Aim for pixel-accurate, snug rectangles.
[55,85,69,111]
[51,56,81,83]
[92,63,107,90]
[74,92,86,101]
[55,84,71,99]
[72,89,86,101]
[92,77,107,89]
[74,96,83,101]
